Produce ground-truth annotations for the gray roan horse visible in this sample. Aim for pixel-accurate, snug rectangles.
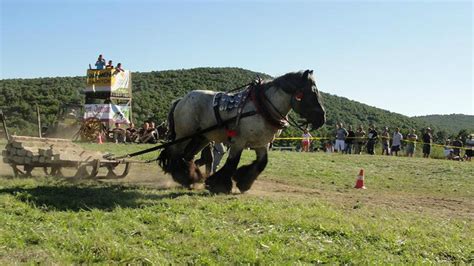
[158,70,325,193]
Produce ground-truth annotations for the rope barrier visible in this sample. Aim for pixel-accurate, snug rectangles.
[273,136,473,150]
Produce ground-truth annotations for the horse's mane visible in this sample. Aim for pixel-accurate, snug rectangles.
[263,71,312,93]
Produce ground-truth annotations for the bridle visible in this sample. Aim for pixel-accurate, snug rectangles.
[251,80,310,132]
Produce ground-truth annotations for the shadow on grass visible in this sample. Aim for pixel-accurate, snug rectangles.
[0,184,210,212]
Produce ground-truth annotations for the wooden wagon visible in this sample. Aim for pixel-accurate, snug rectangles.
[2,136,131,179]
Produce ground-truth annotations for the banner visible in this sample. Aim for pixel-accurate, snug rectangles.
[83,104,131,124]
[85,69,131,94]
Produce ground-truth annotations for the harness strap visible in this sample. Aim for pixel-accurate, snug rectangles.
[250,85,288,129]
[111,110,257,160]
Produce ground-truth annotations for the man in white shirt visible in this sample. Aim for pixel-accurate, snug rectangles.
[391,127,403,156]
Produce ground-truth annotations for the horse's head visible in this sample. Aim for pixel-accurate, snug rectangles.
[274,70,326,129]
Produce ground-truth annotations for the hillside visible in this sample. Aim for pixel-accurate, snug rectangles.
[0,67,453,140]
[412,114,474,135]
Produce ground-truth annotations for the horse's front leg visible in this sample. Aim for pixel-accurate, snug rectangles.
[233,146,268,193]
[205,147,243,194]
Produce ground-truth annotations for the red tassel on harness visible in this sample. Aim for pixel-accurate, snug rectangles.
[226,129,237,137]
[295,92,304,101]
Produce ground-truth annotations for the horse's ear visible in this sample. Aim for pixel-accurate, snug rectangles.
[303,69,313,80]
[303,70,310,79]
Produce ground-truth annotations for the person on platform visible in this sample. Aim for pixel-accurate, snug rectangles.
[115,63,124,73]
[106,60,114,69]
[95,54,106,70]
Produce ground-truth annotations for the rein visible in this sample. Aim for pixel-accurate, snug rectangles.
[109,110,257,160]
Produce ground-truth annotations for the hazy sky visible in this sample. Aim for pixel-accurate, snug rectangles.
[1,0,472,116]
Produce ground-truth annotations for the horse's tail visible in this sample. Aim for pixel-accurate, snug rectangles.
[166,98,180,141]
[158,99,181,173]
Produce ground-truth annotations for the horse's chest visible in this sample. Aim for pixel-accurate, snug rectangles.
[213,91,249,112]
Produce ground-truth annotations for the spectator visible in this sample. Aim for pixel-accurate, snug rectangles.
[335,123,348,153]
[452,137,463,157]
[367,126,378,155]
[344,125,355,154]
[390,127,403,156]
[112,123,126,143]
[95,54,106,70]
[354,125,366,155]
[325,141,334,153]
[301,129,312,152]
[381,126,390,155]
[106,60,114,69]
[139,122,156,144]
[465,134,473,161]
[444,140,454,159]
[422,127,432,158]
[406,129,418,157]
[149,121,159,139]
[126,123,138,143]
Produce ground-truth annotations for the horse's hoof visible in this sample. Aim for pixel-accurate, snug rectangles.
[205,181,232,194]
[236,182,253,193]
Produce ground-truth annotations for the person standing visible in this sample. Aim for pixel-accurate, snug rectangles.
[406,129,418,157]
[301,129,312,152]
[95,54,106,70]
[335,123,348,153]
[390,127,403,156]
[422,128,433,158]
[465,134,473,161]
[367,126,378,155]
[344,125,355,154]
[381,127,390,155]
[354,126,366,155]
[452,137,463,157]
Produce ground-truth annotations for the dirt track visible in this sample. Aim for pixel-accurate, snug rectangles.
[1,157,472,220]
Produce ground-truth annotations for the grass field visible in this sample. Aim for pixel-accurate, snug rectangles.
[0,143,472,264]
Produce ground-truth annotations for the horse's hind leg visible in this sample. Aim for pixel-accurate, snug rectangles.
[194,144,213,177]
[182,135,210,185]
[158,136,208,188]
[205,148,243,194]
[233,147,268,193]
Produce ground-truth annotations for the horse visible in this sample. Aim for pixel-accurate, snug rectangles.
[158,70,326,193]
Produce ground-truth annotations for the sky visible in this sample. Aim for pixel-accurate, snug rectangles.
[1,0,472,117]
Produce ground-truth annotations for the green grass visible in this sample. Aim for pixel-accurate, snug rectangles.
[0,144,473,264]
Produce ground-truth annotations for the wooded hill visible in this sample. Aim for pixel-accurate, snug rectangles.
[412,114,474,135]
[0,67,468,142]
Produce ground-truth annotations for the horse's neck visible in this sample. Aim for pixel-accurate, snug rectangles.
[264,86,292,115]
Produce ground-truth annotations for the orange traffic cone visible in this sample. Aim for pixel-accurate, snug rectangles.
[354,169,366,189]
[97,134,103,144]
